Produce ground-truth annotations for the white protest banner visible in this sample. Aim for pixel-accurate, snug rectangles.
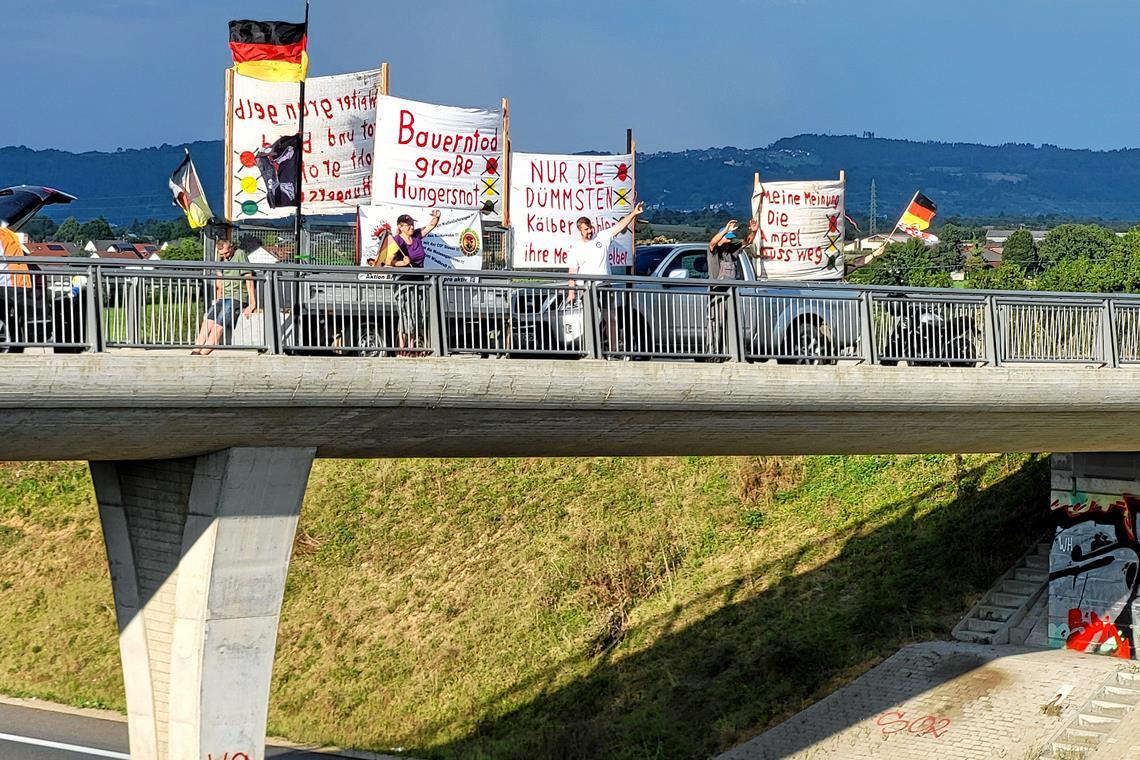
[509,152,635,269]
[358,204,483,271]
[751,179,845,280]
[371,95,504,218]
[228,69,379,220]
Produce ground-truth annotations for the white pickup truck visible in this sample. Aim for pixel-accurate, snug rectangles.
[512,243,864,362]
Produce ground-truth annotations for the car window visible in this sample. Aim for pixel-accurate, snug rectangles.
[633,247,671,276]
[662,251,709,279]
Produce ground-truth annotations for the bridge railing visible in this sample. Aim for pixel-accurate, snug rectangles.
[6,257,1140,367]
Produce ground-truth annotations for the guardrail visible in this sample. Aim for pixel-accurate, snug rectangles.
[2,257,1139,367]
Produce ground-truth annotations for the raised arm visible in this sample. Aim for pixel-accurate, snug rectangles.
[611,201,645,237]
[420,209,442,237]
[743,218,758,247]
[709,220,739,252]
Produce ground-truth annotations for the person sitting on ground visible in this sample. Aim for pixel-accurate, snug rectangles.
[191,239,256,355]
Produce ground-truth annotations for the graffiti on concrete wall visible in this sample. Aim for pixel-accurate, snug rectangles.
[1049,492,1140,660]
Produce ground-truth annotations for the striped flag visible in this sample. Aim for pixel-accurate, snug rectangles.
[169,151,214,229]
[229,19,309,82]
[369,224,403,266]
[899,192,937,231]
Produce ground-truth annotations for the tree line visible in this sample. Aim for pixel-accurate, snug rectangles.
[846,223,1137,293]
[23,215,202,261]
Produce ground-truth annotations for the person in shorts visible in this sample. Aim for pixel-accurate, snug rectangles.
[567,201,645,355]
[191,239,256,355]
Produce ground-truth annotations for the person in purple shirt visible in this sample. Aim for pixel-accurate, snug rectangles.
[391,210,440,353]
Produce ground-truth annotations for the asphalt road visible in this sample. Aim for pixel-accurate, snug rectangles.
[0,701,357,760]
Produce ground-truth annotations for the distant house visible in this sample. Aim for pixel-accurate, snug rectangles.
[978,246,1004,269]
[856,232,911,251]
[90,250,148,263]
[985,229,1048,248]
[132,243,162,260]
[84,240,137,255]
[23,242,84,257]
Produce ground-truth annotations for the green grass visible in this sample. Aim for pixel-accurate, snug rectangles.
[0,454,1049,758]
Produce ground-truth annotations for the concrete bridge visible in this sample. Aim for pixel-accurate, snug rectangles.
[6,354,1140,760]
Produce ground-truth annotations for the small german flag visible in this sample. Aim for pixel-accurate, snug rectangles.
[229,19,308,82]
[899,192,937,231]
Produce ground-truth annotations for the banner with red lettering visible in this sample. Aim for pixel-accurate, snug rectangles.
[751,179,845,280]
[509,152,635,269]
[370,95,503,218]
[228,69,379,220]
[357,204,483,271]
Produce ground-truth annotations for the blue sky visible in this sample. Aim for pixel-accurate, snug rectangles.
[7,0,1139,154]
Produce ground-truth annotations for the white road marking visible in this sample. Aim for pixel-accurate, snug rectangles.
[0,731,129,758]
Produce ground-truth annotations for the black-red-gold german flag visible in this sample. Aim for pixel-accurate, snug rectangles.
[899,192,937,231]
[229,20,309,82]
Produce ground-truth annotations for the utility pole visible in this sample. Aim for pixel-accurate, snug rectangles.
[869,179,878,238]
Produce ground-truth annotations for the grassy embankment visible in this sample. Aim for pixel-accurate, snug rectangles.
[0,454,1049,759]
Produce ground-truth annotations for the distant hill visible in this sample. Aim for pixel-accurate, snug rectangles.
[6,134,1140,225]
[0,141,225,224]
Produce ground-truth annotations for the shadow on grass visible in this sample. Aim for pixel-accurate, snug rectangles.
[419,455,1050,760]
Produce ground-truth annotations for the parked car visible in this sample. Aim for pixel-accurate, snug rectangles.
[511,243,863,362]
[0,185,83,353]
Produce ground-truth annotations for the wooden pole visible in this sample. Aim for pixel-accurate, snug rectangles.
[627,129,636,268]
[379,61,390,96]
[223,68,235,228]
[501,98,511,229]
[847,190,915,273]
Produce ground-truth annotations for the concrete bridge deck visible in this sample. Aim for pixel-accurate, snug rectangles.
[0,355,1137,461]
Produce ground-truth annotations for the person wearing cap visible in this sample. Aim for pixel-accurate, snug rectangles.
[707,218,757,282]
[705,218,757,358]
[390,209,441,353]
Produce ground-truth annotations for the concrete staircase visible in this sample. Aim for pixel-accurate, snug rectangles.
[1040,670,1140,758]
[952,538,1051,645]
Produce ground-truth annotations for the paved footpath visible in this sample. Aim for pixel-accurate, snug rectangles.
[719,641,1129,760]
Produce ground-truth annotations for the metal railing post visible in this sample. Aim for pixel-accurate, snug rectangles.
[984,296,1001,367]
[428,275,446,357]
[299,226,311,262]
[726,285,744,362]
[583,281,600,359]
[264,271,283,355]
[85,265,102,353]
[858,291,877,365]
[1102,298,1119,368]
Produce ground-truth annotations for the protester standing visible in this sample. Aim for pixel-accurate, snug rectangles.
[391,210,441,354]
[706,218,757,357]
[567,201,645,355]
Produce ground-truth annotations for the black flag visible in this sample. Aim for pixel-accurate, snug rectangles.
[255,134,301,209]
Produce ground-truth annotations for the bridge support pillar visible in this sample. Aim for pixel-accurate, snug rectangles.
[90,447,316,760]
[1049,452,1140,659]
